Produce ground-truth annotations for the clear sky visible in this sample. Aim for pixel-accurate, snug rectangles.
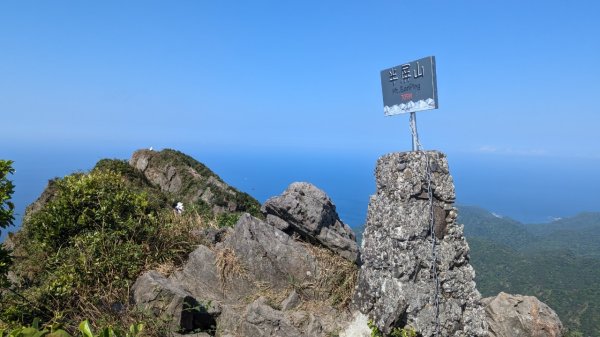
[2,0,599,156]
[1,1,599,229]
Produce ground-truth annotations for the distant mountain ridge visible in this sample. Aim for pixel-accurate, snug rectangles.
[527,211,600,235]
[459,206,600,257]
[458,205,600,336]
[458,205,535,249]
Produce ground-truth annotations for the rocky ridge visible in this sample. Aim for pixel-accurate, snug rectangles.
[133,181,359,336]
[129,149,261,216]
[3,148,565,337]
[130,149,563,337]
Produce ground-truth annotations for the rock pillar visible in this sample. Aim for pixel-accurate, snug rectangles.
[353,151,487,337]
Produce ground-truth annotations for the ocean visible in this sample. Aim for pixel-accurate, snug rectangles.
[2,145,599,241]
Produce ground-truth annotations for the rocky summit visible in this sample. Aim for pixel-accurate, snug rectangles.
[133,184,359,337]
[129,149,261,216]
[353,151,488,336]
[2,148,566,337]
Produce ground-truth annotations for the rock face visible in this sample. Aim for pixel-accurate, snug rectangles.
[129,149,261,215]
[262,182,359,263]
[353,151,488,336]
[22,179,59,222]
[483,292,563,337]
[132,271,219,333]
[133,212,358,336]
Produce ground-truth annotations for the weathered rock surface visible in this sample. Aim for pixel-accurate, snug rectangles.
[353,151,488,336]
[129,149,261,215]
[220,214,322,294]
[483,292,563,337]
[262,182,359,263]
[132,271,219,333]
[238,297,303,337]
[22,179,59,222]
[133,213,356,336]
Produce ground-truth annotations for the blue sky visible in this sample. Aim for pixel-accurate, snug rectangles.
[2,0,599,156]
[1,1,600,229]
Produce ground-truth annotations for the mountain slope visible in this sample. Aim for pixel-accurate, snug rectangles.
[1,149,265,333]
[462,208,600,336]
[526,212,600,236]
[470,238,600,337]
[458,205,535,249]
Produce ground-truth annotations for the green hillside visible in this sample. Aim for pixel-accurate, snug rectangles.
[527,212,600,236]
[458,205,535,249]
[460,207,600,337]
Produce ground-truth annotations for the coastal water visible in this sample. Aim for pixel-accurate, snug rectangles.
[2,145,599,241]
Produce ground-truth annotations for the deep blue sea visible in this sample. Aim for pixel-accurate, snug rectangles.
[2,145,599,241]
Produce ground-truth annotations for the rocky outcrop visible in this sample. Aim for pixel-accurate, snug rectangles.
[132,271,220,333]
[129,149,565,337]
[483,292,563,337]
[353,151,488,336]
[262,182,359,263]
[129,149,261,215]
[133,213,358,336]
[22,179,59,222]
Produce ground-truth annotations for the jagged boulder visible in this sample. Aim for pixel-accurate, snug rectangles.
[219,213,322,292]
[129,149,261,215]
[483,292,563,337]
[262,182,359,263]
[168,214,324,303]
[353,151,488,337]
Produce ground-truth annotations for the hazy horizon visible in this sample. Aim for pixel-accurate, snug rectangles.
[2,144,599,242]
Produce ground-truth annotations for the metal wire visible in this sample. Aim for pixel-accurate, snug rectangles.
[409,118,441,337]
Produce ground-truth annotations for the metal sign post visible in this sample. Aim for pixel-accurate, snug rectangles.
[380,56,442,335]
[380,56,438,151]
[410,111,418,151]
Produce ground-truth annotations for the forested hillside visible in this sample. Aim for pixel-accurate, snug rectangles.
[459,206,600,337]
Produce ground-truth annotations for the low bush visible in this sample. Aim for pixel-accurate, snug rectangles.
[0,167,206,335]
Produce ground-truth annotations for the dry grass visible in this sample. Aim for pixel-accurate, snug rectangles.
[143,209,211,274]
[215,247,248,291]
[300,242,359,309]
[249,281,292,310]
[154,261,178,277]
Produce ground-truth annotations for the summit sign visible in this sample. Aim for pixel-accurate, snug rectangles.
[381,56,438,115]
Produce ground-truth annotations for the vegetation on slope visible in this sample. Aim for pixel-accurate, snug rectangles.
[137,149,262,220]
[0,153,262,335]
[0,168,202,333]
[458,205,535,249]
[0,160,15,287]
[1,150,356,336]
[460,207,600,337]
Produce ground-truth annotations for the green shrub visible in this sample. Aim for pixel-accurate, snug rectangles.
[0,160,15,286]
[25,170,159,249]
[216,212,241,228]
[0,168,201,333]
[1,152,260,335]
